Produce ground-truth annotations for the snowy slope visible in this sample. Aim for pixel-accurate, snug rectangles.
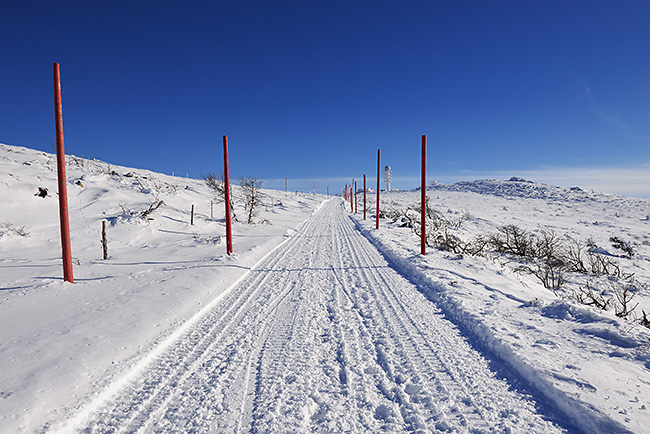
[354,181,650,433]
[0,143,325,433]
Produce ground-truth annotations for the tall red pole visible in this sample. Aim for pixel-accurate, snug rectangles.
[223,135,233,255]
[421,135,427,255]
[376,149,380,229]
[363,174,367,220]
[350,180,354,212]
[53,63,74,283]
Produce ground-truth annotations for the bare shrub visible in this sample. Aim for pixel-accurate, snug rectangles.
[141,200,165,220]
[0,223,29,237]
[586,248,622,277]
[640,311,650,329]
[612,279,639,320]
[204,172,236,219]
[524,258,565,290]
[561,237,588,274]
[202,172,224,194]
[609,236,634,258]
[489,225,534,257]
[570,283,612,311]
[240,177,264,224]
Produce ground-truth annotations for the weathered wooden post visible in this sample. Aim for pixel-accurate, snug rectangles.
[191,204,195,225]
[102,220,108,260]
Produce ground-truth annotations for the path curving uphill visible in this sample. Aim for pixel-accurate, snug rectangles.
[59,199,565,433]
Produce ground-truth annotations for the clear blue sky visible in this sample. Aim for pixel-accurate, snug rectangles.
[2,0,650,195]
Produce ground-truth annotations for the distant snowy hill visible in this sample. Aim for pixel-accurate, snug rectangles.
[430,177,600,202]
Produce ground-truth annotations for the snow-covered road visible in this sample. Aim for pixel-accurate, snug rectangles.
[59,199,565,433]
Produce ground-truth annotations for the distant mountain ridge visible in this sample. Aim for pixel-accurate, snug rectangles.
[429,177,599,202]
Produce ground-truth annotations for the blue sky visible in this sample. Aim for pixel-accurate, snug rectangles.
[2,1,650,195]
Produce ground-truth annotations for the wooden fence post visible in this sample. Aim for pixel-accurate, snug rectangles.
[102,220,108,260]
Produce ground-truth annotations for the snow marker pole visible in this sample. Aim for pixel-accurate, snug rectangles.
[354,180,357,213]
[223,135,233,255]
[351,178,354,212]
[421,135,427,256]
[53,63,74,283]
[376,149,380,229]
[363,174,367,220]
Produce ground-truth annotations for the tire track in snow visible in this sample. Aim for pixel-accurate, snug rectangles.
[57,215,317,433]
[57,199,566,433]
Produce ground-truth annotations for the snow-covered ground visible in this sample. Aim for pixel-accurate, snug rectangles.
[1,143,649,433]
[0,144,324,432]
[354,181,650,433]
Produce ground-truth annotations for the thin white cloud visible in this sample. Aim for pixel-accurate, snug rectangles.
[584,85,631,132]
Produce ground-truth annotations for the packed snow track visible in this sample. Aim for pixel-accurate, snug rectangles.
[59,199,565,433]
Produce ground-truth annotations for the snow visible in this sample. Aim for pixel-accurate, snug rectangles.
[1,143,649,433]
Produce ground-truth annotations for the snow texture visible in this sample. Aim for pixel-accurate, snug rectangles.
[1,143,649,433]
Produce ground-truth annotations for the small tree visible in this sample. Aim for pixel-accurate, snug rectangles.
[240,177,263,224]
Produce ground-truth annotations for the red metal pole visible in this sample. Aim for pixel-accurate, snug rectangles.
[223,135,233,255]
[351,179,354,212]
[421,135,427,255]
[376,149,380,229]
[53,63,74,283]
[363,174,367,220]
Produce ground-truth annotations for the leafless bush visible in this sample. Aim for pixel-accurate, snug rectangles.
[561,237,588,274]
[640,311,650,329]
[586,248,622,277]
[612,279,639,320]
[489,225,535,257]
[570,283,612,311]
[141,200,165,220]
[524,258,565,290]
[240,177,264,224]
[204,172,236,218]
[0,223,29,237]
[609,236,634,258]
[202,172,224,194]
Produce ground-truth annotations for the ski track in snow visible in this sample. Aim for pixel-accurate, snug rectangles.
[56,200,565,434]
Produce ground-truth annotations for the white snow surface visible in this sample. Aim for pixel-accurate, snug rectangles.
[1,144,649,433]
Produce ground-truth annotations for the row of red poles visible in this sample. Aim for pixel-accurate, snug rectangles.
[53,63,426,283]
[52,64,238,283]
[343,136,427,256]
